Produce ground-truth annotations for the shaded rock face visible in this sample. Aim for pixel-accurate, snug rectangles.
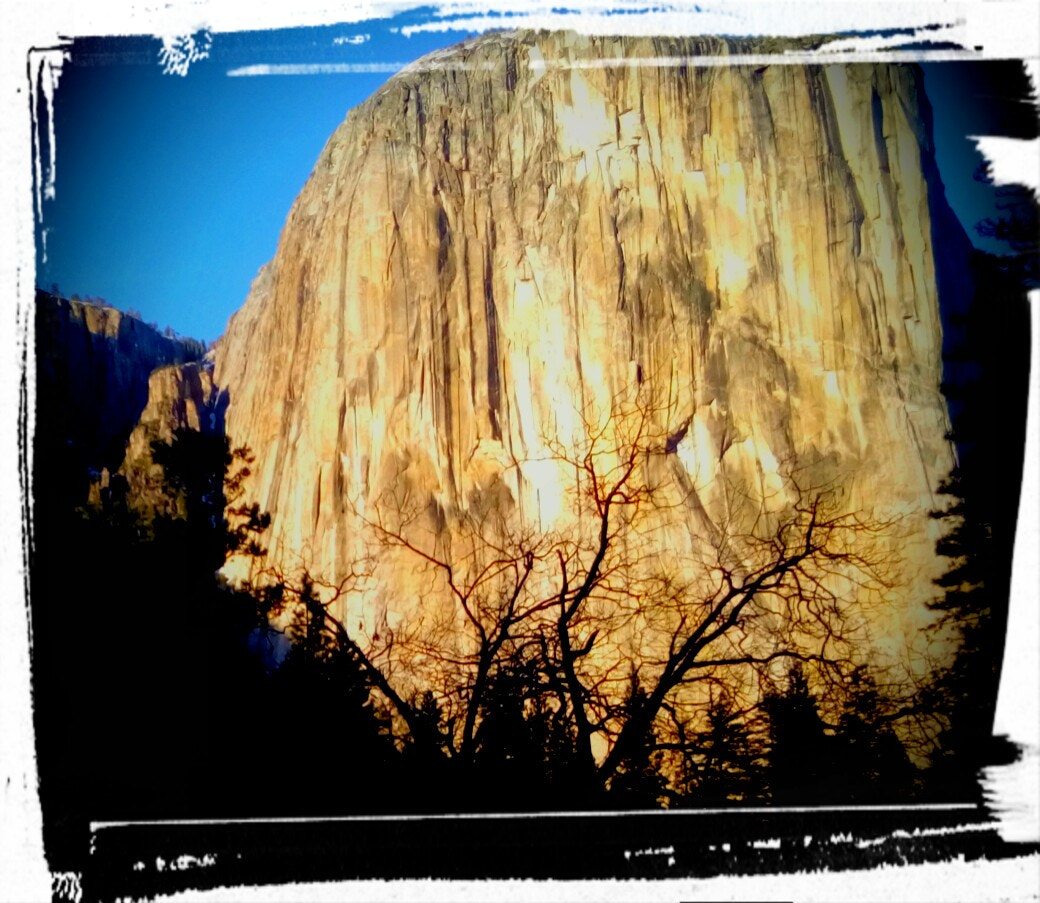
[34,291,207,499]
[113,361,228,520]
[215,32,958,668]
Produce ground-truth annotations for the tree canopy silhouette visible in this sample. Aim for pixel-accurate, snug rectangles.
[250,388,924,806]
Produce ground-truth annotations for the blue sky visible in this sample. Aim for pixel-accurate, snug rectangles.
[34,14,1028,342]
[36,13,468,341]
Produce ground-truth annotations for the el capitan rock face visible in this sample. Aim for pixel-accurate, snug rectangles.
[214,32,959,670]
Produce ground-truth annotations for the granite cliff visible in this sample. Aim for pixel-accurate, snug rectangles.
[110,361,227,521]
[213,31,961,681]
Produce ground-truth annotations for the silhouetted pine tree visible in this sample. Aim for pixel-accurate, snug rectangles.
[831,666,918,803]
[923,470,1019,798]
[762,665,837,804]
[606,675,668,809]
[925,209,1035,794]
[677,691,764,806]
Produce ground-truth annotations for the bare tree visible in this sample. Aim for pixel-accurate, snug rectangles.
[248,388,913,800]
[508,390,905,793]
[351,470,561,762]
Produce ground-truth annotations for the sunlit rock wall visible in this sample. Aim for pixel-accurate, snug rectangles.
[115,361,227,520]
[215,31,958,669]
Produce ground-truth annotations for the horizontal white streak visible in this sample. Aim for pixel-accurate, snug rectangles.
[399,11,742,37]
[529,49,990,68]
[91,802,979,831]
[229,46,997,79]
[397,4,964,38]
[391,0,1039,58]
[227,62,408,75]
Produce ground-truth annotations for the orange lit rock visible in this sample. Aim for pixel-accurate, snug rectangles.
[118,361,226,522]
[214,31,959,675]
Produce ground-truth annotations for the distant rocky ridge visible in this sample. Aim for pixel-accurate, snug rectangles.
[33,290,209,511]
